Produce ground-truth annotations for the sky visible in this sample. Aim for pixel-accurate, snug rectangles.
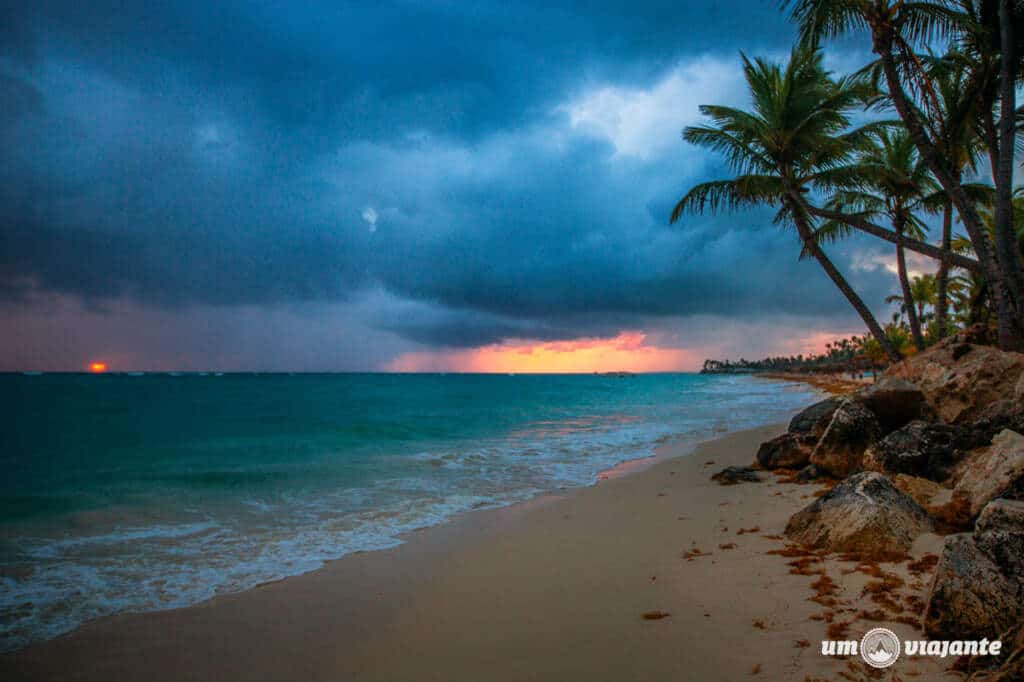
[1,1,917,372]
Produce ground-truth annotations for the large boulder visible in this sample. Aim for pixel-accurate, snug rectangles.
[785,472,933,559]
[862,420,974,481]
[809,398,882,478]
[922,533,1024,640]
[788,397,843,438]
[756,432,816,470]
[950,429,1024,521]
[854,377,933,431]
[886,336,1024,424]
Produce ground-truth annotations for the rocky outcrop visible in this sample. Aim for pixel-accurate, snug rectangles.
[784,472,932,559]
[922,531,1024,640]
[854,377,933,431]
[950,430,1024,521]
[711,466,761,485]
[923,497,1024,641]
[756,433,815,470]
[887,335,1024,424]
[862,420,973,481]
[788,397,843,438]
[808,399,882,478]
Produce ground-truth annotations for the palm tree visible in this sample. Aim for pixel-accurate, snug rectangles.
[924,52,984,338]
[670,46,902,362]
[785,0,1024,350]
[818,129,939,350]
[887,273,939,324]
[911,273,939,321]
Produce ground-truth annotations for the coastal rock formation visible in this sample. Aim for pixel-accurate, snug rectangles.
[853,377,932,431]
[756,433,815,470]
[862,420,971,481]
[711,465,762,485]
[923,499,1024,640]
[887,336,1024,424]
[808,399,881,478]
[921,532,1024,638]
[784,472,932,559]
[788,397,843,438]
[949,430,1024,521]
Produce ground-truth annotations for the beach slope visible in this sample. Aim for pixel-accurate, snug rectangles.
[1,424,952,680]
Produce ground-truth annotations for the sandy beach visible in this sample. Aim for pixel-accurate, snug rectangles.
[1,418,959,681]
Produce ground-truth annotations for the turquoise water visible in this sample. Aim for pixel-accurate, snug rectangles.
[0,372,820,650]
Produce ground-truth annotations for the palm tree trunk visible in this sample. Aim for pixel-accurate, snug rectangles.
[873,29,1024,350]
[806,205,981,272]
[896,220,925,351]
[995,0,1024,350]
[786,196,901,363]
[935,199,953,338]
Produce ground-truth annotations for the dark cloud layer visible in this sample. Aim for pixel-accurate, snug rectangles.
[1,2,902,368]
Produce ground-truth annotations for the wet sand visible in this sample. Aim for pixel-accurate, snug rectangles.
[1,424,955,681]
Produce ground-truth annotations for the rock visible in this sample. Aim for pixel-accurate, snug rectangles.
[756,433,816,470]
[788,397,843,438]
[891,474,943,510]
[785,472,933,559]
[922,532,1024,640]
[794,464,823,482]
[862,420,973,481]
[969,399,1024,443]
[808,399,882,478]
[950,430,1024,521]
[854,377,933,431]
[976,498,1024,535]
[711,466,761,485]
[886,338,1024,424]
[1017,373,1024,402]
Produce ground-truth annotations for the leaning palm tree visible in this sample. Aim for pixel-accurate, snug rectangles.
[818,129,940,351]
[785,0,1024,350]
[670,46,902,362]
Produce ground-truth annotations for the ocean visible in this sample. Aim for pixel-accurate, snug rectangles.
[0,372,820,650]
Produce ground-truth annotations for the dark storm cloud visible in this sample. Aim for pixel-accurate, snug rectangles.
[1,1,900,363]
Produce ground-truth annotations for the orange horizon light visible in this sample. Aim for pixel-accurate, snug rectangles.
[385,331,700,373]
[89,362,108,373]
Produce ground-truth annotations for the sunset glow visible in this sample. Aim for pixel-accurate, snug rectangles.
[791,330,866,357]
[89,362,108,373]
[385,331,699,373]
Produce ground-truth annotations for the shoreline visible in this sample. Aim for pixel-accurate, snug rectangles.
[1,415,956,681]
[0,427,734,655]
[758,370,872,395]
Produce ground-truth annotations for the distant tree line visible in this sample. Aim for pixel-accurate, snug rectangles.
[701,335,879,375]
